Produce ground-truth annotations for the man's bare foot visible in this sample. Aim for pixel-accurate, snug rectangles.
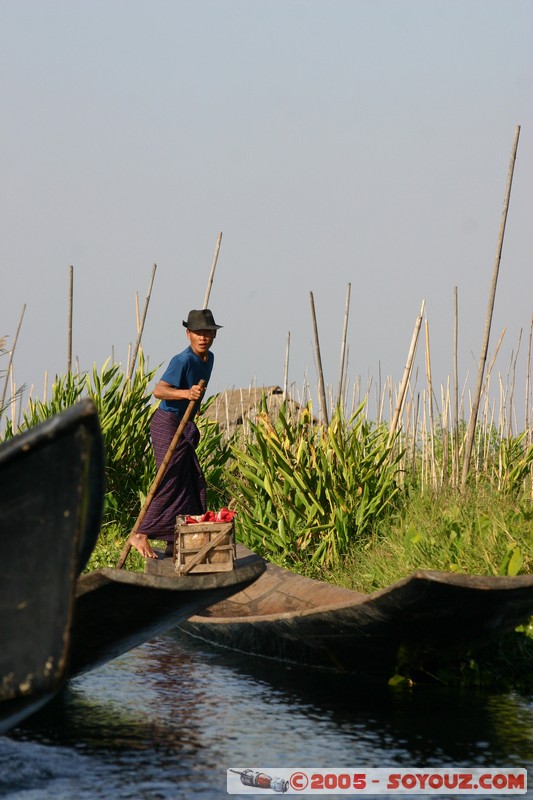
[129,533,157,559]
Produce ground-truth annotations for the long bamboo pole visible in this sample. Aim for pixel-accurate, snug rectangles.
[411,391,420,481]
[526,314,532,446]
[527,315,533,500]
[388,300,425,446]
[127,263,157,382]
[337,283,351,409]
[310,291,329,426]
[424,319,437,489]
[441,378,450,485]
[461,125,521,491]
[453,287,459,486]
[67,265,74,374]
[283,331,290,399]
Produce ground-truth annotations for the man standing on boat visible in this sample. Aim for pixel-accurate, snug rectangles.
[129,308,222,559]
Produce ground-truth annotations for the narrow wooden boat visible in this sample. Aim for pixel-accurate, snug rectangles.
[0,402,264,733]
[0,399,104,734]
[69,557,264,677]
[180,545,533,676]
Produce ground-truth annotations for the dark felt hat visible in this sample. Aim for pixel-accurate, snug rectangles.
[182,309,222,331]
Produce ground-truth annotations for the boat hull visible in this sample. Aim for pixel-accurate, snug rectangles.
[0,400,104,734]
[69,557,265,677]
[181,547,533,675]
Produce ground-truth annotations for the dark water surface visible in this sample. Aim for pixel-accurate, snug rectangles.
[2,628,533,799]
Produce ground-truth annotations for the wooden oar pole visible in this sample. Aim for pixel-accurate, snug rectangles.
[116,380,206,569]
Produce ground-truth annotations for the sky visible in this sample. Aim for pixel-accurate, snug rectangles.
[1,0,532,429]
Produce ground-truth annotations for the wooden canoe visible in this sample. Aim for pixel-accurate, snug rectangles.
[69,557,264,677]
[179,545,533,676]
[0,399,104,734]
[0,401,264,733]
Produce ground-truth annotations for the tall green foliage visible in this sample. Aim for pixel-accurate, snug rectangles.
[229,400,402,566]
[497,432,533,493]
[88,359,158,526]
[2,357,158,528]
[1,357,232,534]
[196,413,233,510]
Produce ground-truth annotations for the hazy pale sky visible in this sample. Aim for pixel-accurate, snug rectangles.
[1,0,532,425]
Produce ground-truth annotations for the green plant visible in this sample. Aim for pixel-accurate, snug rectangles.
[497,433,533,493]
[326,489,533,593]
[1,356,157,528]
[229,399,402,567]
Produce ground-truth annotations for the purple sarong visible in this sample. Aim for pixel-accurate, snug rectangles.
[138,408,206,541]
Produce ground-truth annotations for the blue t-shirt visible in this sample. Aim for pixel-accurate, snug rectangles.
[159,346,214,419]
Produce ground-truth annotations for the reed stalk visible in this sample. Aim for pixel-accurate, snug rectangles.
[10,368,16,427]
[225,390,231,434]
[239,387,246,437]
[508,329,522,439]
[1,304,26,412]
[126,343,132,378]
[377,379,386,426]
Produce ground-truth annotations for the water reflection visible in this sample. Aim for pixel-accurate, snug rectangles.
[3,628,533,799]
[166,628,533,766]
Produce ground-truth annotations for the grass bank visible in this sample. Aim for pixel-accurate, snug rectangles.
[319,487,533,594]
